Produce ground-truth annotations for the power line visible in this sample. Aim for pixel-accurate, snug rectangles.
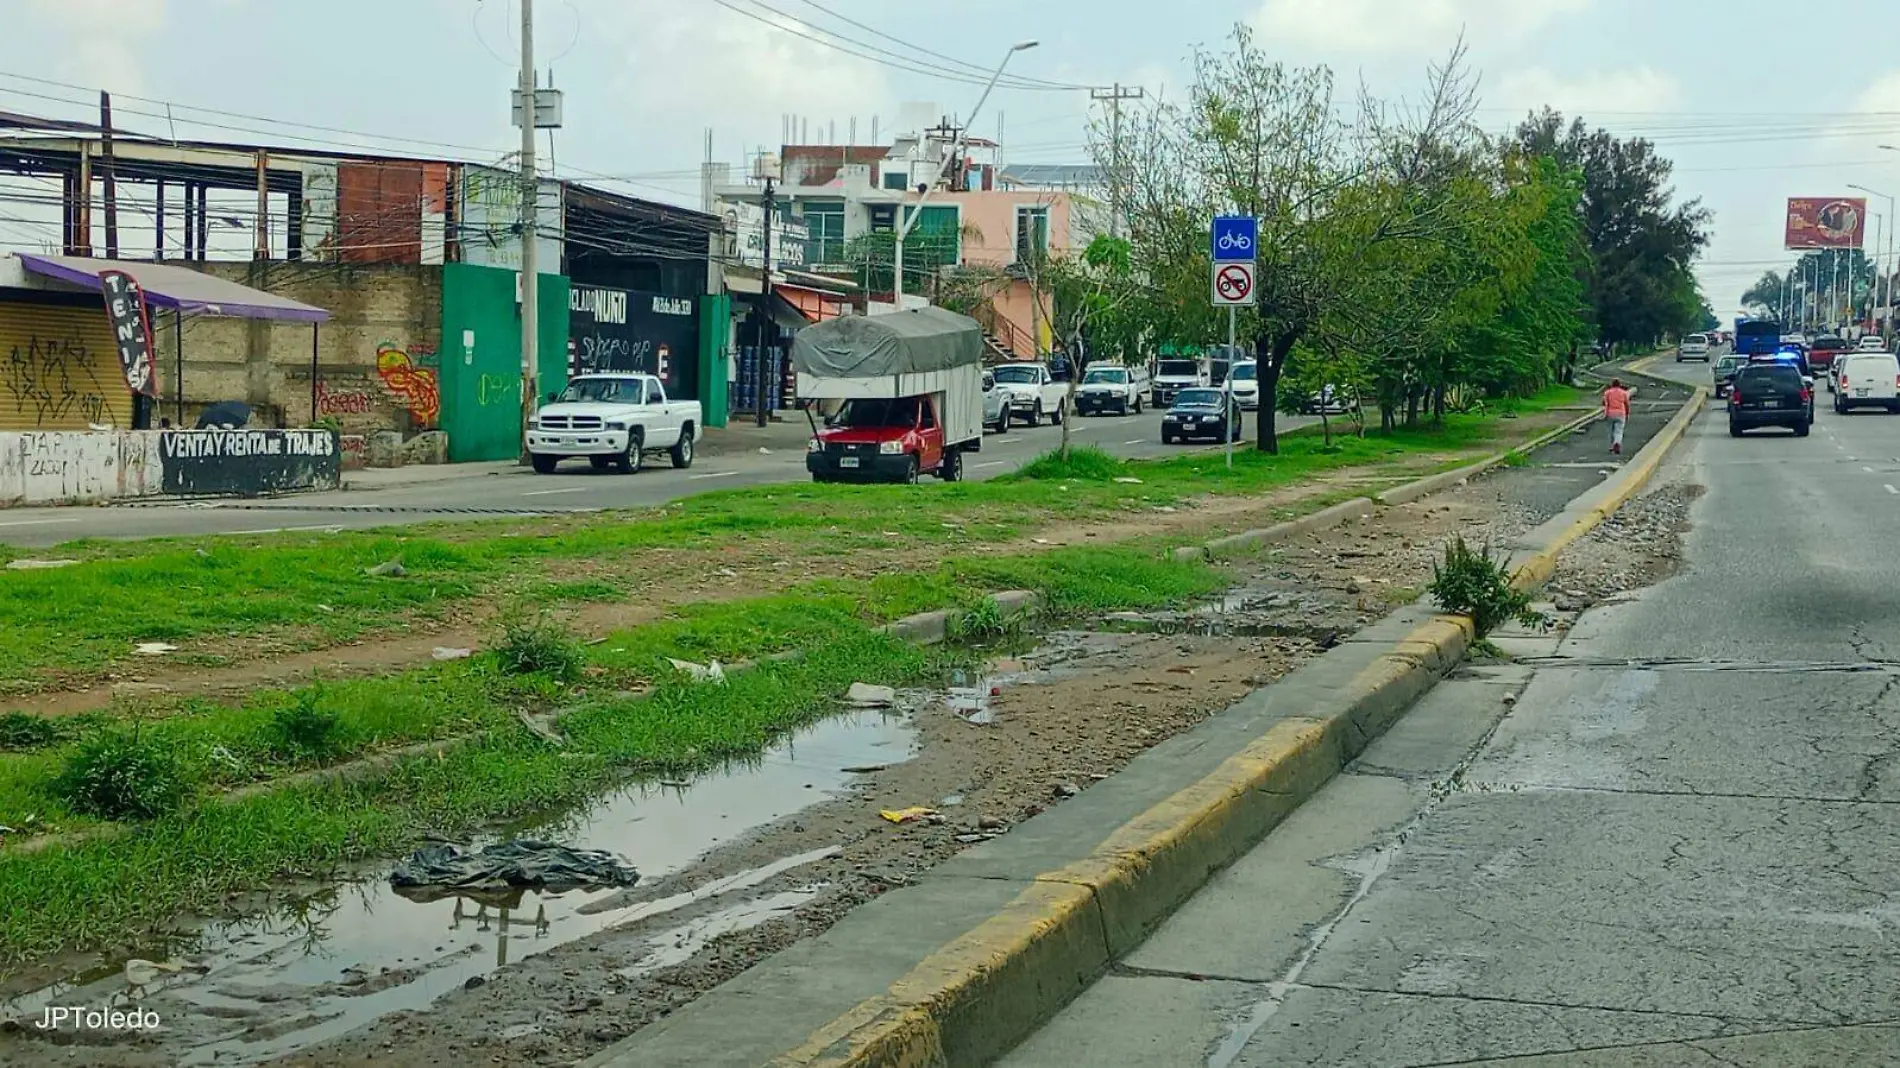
[785,0,1092,90]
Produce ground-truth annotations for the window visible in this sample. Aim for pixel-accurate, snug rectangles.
[804,203,846,266]
[883,170,910,191]
[1016,205,1050,262]
[903,205,961,266]
[920,400,936,429]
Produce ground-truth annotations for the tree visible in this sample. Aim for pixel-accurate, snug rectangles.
[1041,234,1140,457]
[1510,110,1712,348]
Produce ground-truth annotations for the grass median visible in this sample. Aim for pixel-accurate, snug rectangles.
[0,389,1580,695]
[0,543,1225,965]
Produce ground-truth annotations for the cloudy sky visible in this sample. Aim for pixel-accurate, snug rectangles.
[7,0,1900,317]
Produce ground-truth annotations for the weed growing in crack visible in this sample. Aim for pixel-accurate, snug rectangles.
[1429,536,1549,643]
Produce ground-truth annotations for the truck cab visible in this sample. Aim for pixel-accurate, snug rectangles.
[1151,357,1208,407]
[809,395,949,483]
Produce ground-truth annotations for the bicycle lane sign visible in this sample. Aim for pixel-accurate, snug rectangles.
[1212,215,1257,262]
[1213,261,1256,306]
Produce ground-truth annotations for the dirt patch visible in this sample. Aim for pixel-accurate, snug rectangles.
[1547,477,1703,610]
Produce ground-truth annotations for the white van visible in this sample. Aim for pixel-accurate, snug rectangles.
[1832,352,1900,414]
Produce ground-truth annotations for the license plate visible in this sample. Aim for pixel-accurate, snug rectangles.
[555,437,573,446]
[839,457,860,468]
[1759,399,1779,408]
[1857,389,1870,397]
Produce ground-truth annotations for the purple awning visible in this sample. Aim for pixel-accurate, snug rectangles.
[14,253,330,322]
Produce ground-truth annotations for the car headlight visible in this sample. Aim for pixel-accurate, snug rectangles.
[878,440,904,455]
[604,421,627,431]
[527,417,542,431]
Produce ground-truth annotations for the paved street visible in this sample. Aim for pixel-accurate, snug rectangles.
[0,406,1311,548]
[999,361,1900,1066]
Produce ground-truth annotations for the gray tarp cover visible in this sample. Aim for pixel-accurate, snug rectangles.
[389,839,640,900]
[790,306,985,379]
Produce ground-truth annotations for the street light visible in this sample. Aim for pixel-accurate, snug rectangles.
[1851,183,1894,336]
[891,40,1039,312]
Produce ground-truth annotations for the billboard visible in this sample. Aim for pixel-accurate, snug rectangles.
[1786,197,1867,249]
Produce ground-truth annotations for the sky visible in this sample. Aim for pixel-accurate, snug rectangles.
[7,0,1900,319]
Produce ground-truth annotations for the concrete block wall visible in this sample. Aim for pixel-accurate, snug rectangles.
[149,262,444,437]
[0,430,337,505]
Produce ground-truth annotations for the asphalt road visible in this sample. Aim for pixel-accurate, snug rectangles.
[0,405,1317,548]
[1000,358,1900,1065]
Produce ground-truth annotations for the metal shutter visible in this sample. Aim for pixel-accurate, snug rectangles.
[0,302,133,431]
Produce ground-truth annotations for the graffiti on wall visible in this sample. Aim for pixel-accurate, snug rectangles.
[2,334,111,428]
[315,380,377,416]
[375,343,440,426]
[477,373,519,407]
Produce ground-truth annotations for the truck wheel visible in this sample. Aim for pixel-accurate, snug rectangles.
[531,454,559,474]
[937,448,963,482]
[670,424,695,469]
[1027,401,1043,427]
[1134,395,1144,414]
[1051,401,1065,426]
[617,430,644,473]
[902,456,920,484]
[995,405,1010,434]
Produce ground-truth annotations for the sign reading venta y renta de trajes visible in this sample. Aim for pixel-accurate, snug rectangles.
[158,428,340,497]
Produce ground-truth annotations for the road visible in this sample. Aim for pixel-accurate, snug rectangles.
[999,357,1900,1065]
[0,405,1315,548]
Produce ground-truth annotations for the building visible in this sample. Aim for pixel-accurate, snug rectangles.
[707,111,1097,362]
[0,113,725,461]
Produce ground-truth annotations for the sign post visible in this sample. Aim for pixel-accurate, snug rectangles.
[1212,216,1257,469]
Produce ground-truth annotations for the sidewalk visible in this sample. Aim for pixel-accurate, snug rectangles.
[696,416,817,459]
[342,460,523,491]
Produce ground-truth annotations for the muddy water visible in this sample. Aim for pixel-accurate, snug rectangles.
[0,710,917,1066]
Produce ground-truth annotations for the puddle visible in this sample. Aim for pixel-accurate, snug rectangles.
[0,710,916,1065]
[946,668,997,725]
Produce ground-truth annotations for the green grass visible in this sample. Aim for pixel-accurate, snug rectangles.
[0,543,1227,963]
[0,394,1579,691]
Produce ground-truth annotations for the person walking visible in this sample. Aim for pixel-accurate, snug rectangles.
[1603,378,1633,455]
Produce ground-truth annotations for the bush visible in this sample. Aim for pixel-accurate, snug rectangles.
[948,598,1023,643]
[267,688,346,762]
[1428,536,1548,639]
[495,614,585,681]
[53,727,189,820]
[1014,446,1128,482]
[0,711,64,751]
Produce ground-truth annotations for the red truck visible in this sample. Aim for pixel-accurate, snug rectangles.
[1807,335,1851,373]
[796,307,986,484]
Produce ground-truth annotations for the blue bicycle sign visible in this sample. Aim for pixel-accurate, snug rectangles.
[1211,215,1257,262]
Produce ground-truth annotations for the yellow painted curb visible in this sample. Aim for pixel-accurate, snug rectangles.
[770,616,1474,1068]
[1510,386,1706,593]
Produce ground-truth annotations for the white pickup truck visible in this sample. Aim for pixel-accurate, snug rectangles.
[526,373,701,474]
[989,361,1069,426]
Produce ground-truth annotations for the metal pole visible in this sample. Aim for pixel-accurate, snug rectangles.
[1224,305,1235,470]
[518,0,540,462]
[894,41,1037,308]
[99,91,119,259]
[310,323,320,424]
[756,177,775,428]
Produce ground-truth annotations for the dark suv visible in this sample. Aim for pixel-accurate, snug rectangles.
[1728,364,1812,437]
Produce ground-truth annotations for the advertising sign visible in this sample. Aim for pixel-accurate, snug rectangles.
[1786,197,1867,249]
[98,269,159,397]
[567,285,701,400]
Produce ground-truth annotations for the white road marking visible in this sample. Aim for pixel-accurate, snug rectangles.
[521,487,591,496]
[1124,439,1147,445]
[1887,485,1898,495]
[220,525,342,536]
[974,460,1007,469]
[1865,466,1876,473]
[687,471,739,481]
[0,518,80,528]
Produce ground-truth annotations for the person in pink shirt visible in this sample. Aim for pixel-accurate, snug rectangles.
[1602,378,1633,455]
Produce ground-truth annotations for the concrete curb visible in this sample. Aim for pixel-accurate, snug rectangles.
[1168,406,1601,564]
[581,390,1709,1068]
[1509,385,1706,592]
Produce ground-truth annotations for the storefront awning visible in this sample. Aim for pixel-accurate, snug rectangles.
[12,253,330,322]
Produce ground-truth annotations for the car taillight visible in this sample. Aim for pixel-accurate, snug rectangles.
[1729,389,1740,405]
[1802,387,1813,402]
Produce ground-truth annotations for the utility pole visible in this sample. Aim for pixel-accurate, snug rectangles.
[755,163,778,427]
[1091,84,1143,239]
[98,91,119,259]
[517,0,539,462]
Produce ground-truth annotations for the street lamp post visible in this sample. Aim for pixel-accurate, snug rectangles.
[891,41,1038,311]
[1850,184,1893,336]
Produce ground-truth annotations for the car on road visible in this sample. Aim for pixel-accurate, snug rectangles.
[1074,363,1147,416]
[1713,355,1744,398]
[526,373,700,474]
[1151,356,1209,408]
[1808,335,1851,374]
[1162,388,1243,444]
[990,362,1068,426]
[1831,352,1900,414]
[1728,363,1812,437]
[1228,361,1261,410]
[1857,335,1890,353]
[1301,385,1359,416]
[981,371,1012,434]
[1676,333,1712,362]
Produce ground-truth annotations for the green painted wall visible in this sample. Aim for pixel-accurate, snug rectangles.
[440,263,570,462]
[698,293,731,428]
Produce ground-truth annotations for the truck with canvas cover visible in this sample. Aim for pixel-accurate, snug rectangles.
[795,307,985,484]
